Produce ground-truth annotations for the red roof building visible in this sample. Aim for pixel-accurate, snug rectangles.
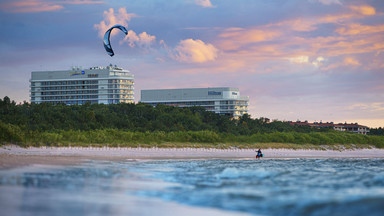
[289,121,370,135]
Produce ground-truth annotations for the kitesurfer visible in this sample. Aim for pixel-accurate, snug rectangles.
[256,149,263,159]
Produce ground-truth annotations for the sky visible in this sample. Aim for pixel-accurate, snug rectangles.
[0,0,383,128]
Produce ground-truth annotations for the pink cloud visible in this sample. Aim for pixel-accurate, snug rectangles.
[194,0,215,8]
[273,18,319,32]
[314,0,342,5]
[336,23,384,35]
[94,8,137,38]
[94,7,158,54]
[63,0,104,5]
[269,4,378,34]
[203,3,383,74]
[123,30,156,48]
[0,0,104,13]
[347,103,384,112]
[217,28,281,51]
[343,56,361,66]
[171,39,219,63]
[321,56,361,71]
[1,0,63,13]
[349,5,376,16]
[219,29,280,42]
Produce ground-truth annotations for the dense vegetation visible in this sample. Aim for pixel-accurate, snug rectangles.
[0,96,317,134]
[369,128,384,136]
[1,96,383,148]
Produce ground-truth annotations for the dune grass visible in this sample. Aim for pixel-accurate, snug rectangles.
[1,122,383,149]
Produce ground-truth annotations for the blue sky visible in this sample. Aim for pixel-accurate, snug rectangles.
[0,0,383,127]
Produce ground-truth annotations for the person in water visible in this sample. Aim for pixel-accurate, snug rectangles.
[256,149,263,159]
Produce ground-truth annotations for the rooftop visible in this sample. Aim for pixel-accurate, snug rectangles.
[289,121,369,128]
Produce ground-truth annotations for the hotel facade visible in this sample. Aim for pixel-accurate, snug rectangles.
[30,65,134,105]
[140,87,249,118]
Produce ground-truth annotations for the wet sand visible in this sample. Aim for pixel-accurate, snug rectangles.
[1,145,384,169]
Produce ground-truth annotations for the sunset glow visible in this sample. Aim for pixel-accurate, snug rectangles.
[0,0,383,127]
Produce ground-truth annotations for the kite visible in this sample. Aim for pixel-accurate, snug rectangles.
[103,25,128,57]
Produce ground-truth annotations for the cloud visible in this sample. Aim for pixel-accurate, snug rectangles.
[217,28,281,50]
[270,5,378,34]
[219,28,280,42]
[209,3,383,74]
[0,0,104,13]
[309,0,342,5]
[171,39,218,63]
[287,19,319,32]
[349,5,376,16]
[309,35,384,57]
[63,0,105,5]
[94,7,158,53]
[335,23,384,35]
[94,8,137,38]
[312,56,325,67]
[289,56,309,64]
[322,56,361,71]
[0,0,63,13]
[194,0,215,8]
[343,57,360,66]
[123,30,156,48]
[347,102,384,112]
[318,0,342,5]
[94,8,219,62]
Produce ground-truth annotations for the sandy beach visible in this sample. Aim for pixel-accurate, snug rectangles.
[1,145,384,169]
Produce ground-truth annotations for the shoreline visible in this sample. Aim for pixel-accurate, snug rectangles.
[1,145,384,169]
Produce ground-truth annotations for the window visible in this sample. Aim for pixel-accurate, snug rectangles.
[208,91,221,96]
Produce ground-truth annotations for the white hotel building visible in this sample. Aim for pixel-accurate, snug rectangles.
[30,65,134,105]
[140,87,249,118]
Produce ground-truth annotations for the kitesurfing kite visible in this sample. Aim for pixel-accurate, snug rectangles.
[103,25,128,57]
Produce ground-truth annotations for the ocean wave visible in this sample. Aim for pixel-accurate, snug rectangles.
[373,174,384,185]
[1,159,384,216]
[216,167,276,179]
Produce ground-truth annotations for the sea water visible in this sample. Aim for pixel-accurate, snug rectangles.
[1,158,384,216]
